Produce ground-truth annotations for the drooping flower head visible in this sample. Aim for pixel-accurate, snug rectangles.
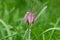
[24,12,35,24]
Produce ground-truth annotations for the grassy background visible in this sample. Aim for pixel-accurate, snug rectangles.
[0,0,60,40]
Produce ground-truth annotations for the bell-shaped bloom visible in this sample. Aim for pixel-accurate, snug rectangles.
[24,12,35,24]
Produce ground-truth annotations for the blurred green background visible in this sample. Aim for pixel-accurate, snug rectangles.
[0,0,60,40]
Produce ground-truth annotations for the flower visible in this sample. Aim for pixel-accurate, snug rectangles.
[24,12,35,24]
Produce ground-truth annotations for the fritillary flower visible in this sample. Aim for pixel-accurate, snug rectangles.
[24,12,35,24]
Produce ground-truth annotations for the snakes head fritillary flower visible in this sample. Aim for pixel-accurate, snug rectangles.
[24,12,35,24]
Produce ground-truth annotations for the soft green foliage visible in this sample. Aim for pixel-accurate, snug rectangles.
[0,0,60,40]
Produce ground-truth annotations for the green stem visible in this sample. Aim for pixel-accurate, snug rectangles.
[28,24,31,40]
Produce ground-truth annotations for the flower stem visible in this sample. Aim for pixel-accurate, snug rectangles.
[28,24,31,40]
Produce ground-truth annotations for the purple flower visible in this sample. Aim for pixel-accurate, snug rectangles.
[24,12,35,24]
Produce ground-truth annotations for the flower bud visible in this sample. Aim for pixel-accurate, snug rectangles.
[24,12,35,24]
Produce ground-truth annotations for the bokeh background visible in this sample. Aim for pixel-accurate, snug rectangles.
[0,0,60,40]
